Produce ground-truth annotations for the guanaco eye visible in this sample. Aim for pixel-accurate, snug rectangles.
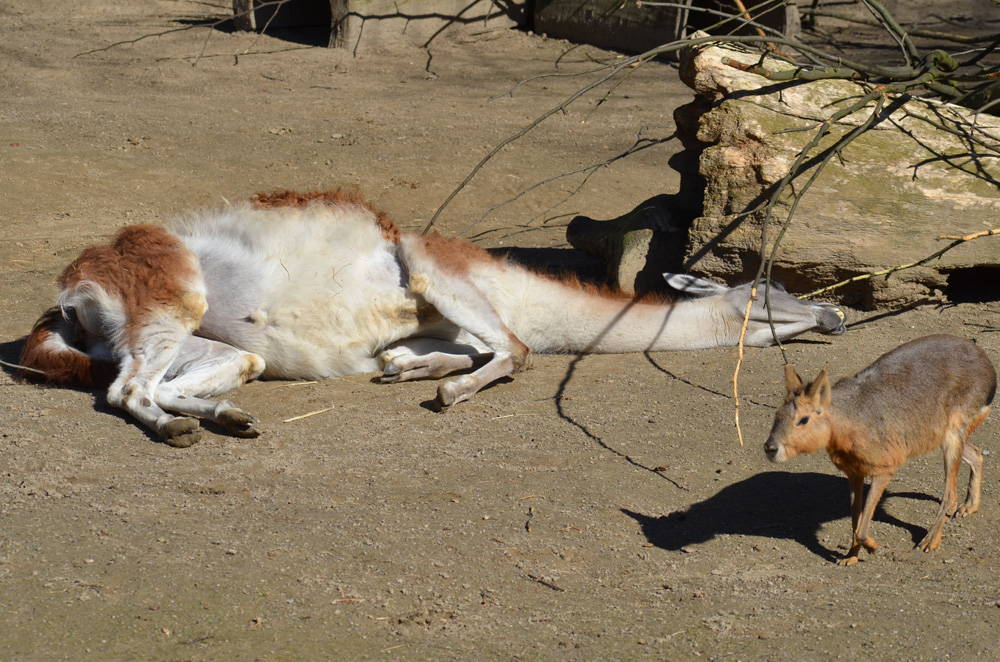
[796,416,810,426]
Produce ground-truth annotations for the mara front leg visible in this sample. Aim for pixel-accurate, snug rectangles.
[839,474,890,566]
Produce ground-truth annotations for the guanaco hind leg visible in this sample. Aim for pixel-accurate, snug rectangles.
[379,335,492,383]
[397,235,529,410]
[104,302,207,447]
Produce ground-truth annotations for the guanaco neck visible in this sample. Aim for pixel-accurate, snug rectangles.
[480,266,735,354]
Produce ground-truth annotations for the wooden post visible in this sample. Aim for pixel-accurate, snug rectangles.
[232,0,256,31]
[330,0,352,48]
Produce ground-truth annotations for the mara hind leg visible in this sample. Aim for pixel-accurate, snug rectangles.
[154,336,266,443]
[378,335,493,383]
[957,441,984,517]
[956,404,991,517]
[397,234,529,410]
[917,423,966,553]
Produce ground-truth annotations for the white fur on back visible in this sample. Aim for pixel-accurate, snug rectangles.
[172,203,417,379]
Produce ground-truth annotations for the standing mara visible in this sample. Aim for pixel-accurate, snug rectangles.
[765,334,996,565]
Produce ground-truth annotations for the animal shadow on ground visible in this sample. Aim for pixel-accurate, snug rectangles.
[623,471,933,562]
[1,337,28,381]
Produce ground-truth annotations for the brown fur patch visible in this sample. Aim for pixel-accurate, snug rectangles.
[419,231,672,306]
[417,231,499,274]
[58,225,203,348]
[252,188,401,243]
[536,269,674,305]
[19,307,115,386]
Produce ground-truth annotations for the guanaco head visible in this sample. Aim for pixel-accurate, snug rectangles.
[764,364,833,462]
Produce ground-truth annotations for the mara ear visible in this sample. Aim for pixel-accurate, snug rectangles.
[784,364,803,392]
[804,366,832,410]
[663,273,727,297]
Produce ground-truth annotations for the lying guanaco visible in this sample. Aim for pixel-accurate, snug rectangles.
[20,189,847,446]
[764,334,996,565]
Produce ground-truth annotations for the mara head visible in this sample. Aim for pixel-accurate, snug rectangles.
[664,274,846,347]
[764,364,834,462]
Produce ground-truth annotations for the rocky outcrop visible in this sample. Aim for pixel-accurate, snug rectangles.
[572,38,1000,307]
[675,39,1000,308]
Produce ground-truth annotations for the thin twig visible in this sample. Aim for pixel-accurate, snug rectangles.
[0,359,46,376]
[283,406,333,423]
[525,574,565,592]
[74,0,292,59]
[731,0,762,35]
[731,284,758,447]
[458,131,672,235]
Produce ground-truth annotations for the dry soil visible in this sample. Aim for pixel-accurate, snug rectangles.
[2,2,1000,660]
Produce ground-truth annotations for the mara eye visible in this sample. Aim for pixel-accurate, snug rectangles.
[796,416,810,427]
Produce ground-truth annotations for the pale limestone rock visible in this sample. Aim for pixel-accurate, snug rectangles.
[676,38,1000,308]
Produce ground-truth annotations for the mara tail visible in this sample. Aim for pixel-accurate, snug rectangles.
[18,307,115,387]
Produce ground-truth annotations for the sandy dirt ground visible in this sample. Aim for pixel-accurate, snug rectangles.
[2,1,1000,660]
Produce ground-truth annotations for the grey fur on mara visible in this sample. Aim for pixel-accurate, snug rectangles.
[764,334,996,566]
[20,189,847,447]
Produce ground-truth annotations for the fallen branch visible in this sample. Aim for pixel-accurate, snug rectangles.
[800,227,1000,299]
[938,227,1000,241]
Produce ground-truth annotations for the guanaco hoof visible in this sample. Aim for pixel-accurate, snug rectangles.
[163,418,202,448]
[219,409,260,438]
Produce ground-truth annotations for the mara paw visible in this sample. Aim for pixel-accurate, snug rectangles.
[914,535,942,554]
[162,417,202,448]
[956,502,979,517]
[219,408,261,438]
[835,543,864,566]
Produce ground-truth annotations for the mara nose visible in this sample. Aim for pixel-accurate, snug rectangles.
[764,438,778,457]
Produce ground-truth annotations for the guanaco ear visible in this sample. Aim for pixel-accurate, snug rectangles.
[804,366,832,410]
[784,364,803,392]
